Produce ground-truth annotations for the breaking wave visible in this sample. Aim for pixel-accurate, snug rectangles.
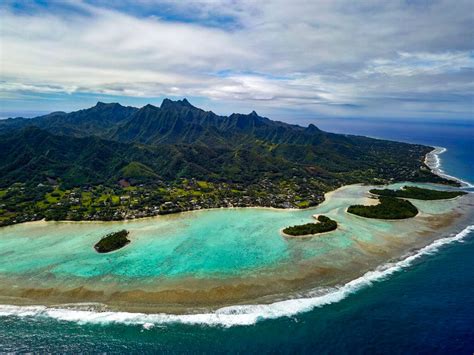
[426,147,473,188]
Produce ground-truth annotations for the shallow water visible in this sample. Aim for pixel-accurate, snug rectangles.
[0,184,458,278]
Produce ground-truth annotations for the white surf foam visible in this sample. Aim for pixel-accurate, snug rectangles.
[425,147,474,188]
[1,225,473,328]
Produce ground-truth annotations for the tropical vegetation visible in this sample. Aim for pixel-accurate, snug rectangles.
[94,230,130,253]
[370,186,466,200]
[347,196,418,219]
[283,215,338,236]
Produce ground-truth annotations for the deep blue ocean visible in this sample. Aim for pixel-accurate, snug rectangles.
[1,119,473,353]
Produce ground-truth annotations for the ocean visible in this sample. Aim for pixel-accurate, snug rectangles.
[0,118,473,353]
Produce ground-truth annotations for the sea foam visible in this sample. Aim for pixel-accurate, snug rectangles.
[1,225,473,328]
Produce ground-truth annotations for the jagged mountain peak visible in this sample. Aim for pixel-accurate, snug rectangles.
[140,103,159,111]
[1,99,326,146]
[305,123,321,133]
[229,110,263,119]
[160,98,195,110]
[94,101,121,108]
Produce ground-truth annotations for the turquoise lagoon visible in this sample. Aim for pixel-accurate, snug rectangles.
[0,182,471,312]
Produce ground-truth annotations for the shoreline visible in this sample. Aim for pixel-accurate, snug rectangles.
[0,204,305,229]
[1,187,351,229]
[3,179,439,230]
[425,146,473,188]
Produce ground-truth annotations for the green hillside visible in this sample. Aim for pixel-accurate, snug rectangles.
[0,99,455,226]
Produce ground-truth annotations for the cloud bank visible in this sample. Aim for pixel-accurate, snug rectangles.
[0,0,473,119]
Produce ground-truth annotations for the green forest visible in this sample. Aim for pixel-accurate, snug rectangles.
[94,230,130,253]
[370,186,466,200]
[283,215,337,236]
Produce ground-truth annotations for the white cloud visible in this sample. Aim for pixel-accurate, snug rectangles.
[360,51,474,77]
[0,0,473,118]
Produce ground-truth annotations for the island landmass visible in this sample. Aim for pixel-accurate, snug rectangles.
[94,230,130,253]
[347,196,418,220]
[282,215,337,236]
[370,186,466,200]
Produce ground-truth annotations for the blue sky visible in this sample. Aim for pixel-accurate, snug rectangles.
[1,0,473,122]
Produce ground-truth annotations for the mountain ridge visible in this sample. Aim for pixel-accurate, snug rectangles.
[0,98,453,226]
[0,98,448,188]
[0,98,319,145]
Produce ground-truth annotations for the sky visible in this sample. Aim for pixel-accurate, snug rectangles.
[0,0,473,123]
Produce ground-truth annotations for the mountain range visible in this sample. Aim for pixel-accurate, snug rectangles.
[0,99,446,188]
